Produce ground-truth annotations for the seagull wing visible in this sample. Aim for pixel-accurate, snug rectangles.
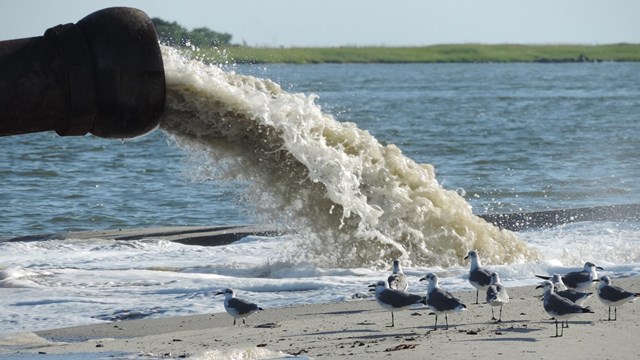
[228,297,260,315]
[546,293,589,317]
[557,289,591,303]
[561,271,589,289]
[600,285,636,303]
[378,288,424,308]
[470,268,492,287]
[428,289,465,311]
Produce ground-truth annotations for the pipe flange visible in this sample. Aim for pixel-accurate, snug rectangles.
[44,23,96,136]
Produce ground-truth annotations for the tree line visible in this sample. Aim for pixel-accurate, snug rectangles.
[151,18,233,48]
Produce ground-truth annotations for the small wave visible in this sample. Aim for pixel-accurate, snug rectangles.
[93,307,167,322]
[0,267,48,289]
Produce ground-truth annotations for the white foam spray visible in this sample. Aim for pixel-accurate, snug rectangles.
[158,47,536,267]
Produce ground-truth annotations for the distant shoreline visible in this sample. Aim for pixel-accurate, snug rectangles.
[190,43,640,64]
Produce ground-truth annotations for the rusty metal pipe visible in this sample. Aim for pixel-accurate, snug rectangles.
[0,7,165,139]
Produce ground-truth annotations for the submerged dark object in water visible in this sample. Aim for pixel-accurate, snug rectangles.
[479,204,640,231]
[0,7,165,139]
[6,204,639,245]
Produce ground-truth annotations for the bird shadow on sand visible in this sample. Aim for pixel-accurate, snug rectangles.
[538,319,595,326]
[415,313,529,326]
[413,318,543,334]
[455,336,539,343]
[561,320,594,325]
[496,325,542,334]
[443,321,544,343]
[464,318,527,326]
[288,328,416,340]
[300,309,369,316]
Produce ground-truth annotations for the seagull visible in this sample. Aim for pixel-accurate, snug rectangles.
[536,262,603,291]
[596,276,640,321]
[536,280,594,337]
[387,259,409,291]
[464,250,492,304]
[420,273,467,330]
[369,280,427,327]
[486,272,509,322]
[551,274,593,306]
[216,288,263,326]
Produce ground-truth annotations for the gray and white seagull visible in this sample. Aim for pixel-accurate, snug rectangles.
[420,273,467,330]
[551,273,593,306]
[596,275,640,321]
[216,288,263,326]
[536,280,594,337]
[486,272,509,322]
[369,280,426,327]
[464,250,492,304]
[387,259,409,291]
[536,262,603,291]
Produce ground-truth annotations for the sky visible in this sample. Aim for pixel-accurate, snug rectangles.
[0,0,638,47]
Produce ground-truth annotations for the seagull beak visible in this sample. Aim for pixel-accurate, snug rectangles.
[592,279,600,283]
[535,284,544,289]
[596,266,604,270]
[215,291,224,296]
[463,255,469,260]
[419,276,426,282]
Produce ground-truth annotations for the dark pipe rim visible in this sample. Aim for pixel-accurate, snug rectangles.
[76,7,165,139]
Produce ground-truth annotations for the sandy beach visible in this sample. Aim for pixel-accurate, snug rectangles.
[2,276,639,359]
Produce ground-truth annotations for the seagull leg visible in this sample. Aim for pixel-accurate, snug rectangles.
[614,307,618,321]
[498,305,503,322]
[491,307,496,321]
[243,318,246,325]
[445,314,449,330]
[433,314,438,330]
[475,290,479,304]
[608,306,612,321]
[390,311,395,327]
[233,318,236,326]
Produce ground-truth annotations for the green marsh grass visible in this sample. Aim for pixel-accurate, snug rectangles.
[190,43,640,64]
